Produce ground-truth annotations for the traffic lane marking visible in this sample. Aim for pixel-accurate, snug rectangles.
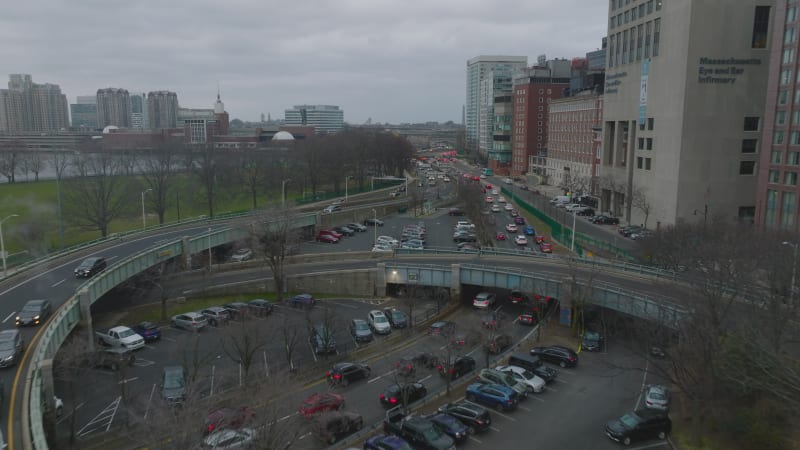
[50,279,66,288]
[2,312,14,323]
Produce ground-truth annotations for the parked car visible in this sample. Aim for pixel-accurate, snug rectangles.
[131,321,161,342]
[478,368,528,398]
[377,236,400,247]
[437,355,476,380]
[383,308,408,328]
[508,352,557,382]
[591,215,620,225]
[428,321,455,336]
[530,345,579,368]
[485,334,512,354]
[372,243,394,253]
[379,382,427,408]
[316,233,340,243]
[170,312,208,331]
[448,208,465,216]
[311,410,363,445]
[367,310,392,335]
[347,222,368,232]
[539,242,554,253]
[95,326,145,350]
[582,329,604,352]
[288,293,315,309]
[16,300,52,327]
[230,248,253,262]
[424,413,468,443]
[200,307,231,326]
[364,434,413,450]
[318,229,343,240]
[350,319,374,343]
[327,362,371,387]
[472,292,496,309]
[203,428,257,449]
[605,409,672,446]
[495,365,545,393]
[204,406,256,435]
[223,302,250,320]
[74,256,107,278]
[299,392,346,417]
[364,218,385,226]
[465,383,519,411]
[644,385,671,411]
[0,330,24,368]
[247,299,273,317]
[310,325,337,355]
[437,401,492,434]
[160,365,186,403]
[576,208,595,216]
[517,311,537,326]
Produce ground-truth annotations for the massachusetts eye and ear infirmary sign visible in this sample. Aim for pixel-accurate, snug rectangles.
[697,57,762,84]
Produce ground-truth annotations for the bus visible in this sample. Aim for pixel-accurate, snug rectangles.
[482,168,493,176]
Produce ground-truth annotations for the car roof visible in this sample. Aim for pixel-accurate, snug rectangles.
[0,330,18,340]
[25,299,47,307]
[352,318,368,324]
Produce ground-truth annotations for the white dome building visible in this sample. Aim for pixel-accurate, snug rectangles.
[272,131,295,141]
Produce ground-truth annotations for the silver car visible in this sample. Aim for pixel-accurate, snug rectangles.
[171,312,208,331]
[203,428,257,449]
[644,384,670,410]
[0,330,24,368]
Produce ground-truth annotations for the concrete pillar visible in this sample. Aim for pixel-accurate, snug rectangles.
[182,237,192,270]
[41,359,56,437]
[78,288,96,352]
[450,264,461,301]
[375,263,386,297]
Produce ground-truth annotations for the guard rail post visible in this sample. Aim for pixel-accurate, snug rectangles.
[450,263,461,299]
[78,288,96,352]
[375,263,387,297]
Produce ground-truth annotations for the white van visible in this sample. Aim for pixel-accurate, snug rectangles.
[549,195,570,205]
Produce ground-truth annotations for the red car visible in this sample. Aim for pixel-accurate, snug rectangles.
[540,243,553,253]
[318,229,343,240]
[316,233,339,243]
[298,392,345,417]
[496,232,507,241]
[508,290,528,304]
[517,312,537,326]
[204,406,256,435]
[472,176,481,181]
[485,184,493,189]
[534,235,546,244]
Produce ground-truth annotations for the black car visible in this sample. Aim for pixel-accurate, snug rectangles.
[383,308,408,328]
[350,319,374,343]
[582,329,604,352]
[448,208,465,216]
[310,325,337,355]
[485,334,512,355]
[364,218,385,226]
[247,299,273,317]
[424,413,468,443]
[590,215,620,225]
[74,256,107,278]
[437,401,492,434]
[437,355,476,380]
[508,352,557,382]
[576,208,595,216]
[223,302,250,320]
[530,345,579,368]
[379,382,427,408]
[16,300,52,327]
[332,226,355,236]
[311,410,363,445]
[327,362,371,386]
[396,352,438,377]
[605,409,672,445]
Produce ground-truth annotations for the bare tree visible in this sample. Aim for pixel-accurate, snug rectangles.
[237,147,268,209]
[251,209,301,303]
[190,142,221,218]
[220,318,268,386]
[18,151,45,181]
[0,140,20,183]
[63,152,130,237]
[178,332,220,385]
[630,186,653,228]
[141,142,182,224]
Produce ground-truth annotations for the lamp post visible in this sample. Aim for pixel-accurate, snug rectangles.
[783,241,798,304]
[282,179,291,208]
[141,189,152,230]
[208,227,213,271]
[345,176,353,202]
[372,208,377,245]
[0,214,19,278]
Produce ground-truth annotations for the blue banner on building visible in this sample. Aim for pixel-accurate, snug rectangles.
[639,59,650,126]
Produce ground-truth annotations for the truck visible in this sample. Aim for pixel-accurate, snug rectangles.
[95,326,145,350]
[383,408,455,450]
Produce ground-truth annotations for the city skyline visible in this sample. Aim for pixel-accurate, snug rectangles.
[1,0,607,124]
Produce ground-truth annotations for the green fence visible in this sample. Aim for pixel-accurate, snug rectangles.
[294,180,404,205]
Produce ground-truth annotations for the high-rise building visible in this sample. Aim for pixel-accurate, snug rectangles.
[466,56,528,155]
[284,105,343,134]
[756,1,800,229]
[96,88,131,128]
[147,91,178,129]
[479,68,514,162]
[70,95,98,130]
[511,61,570,175]
[130,93,147,129]
[600,0,772,228]
[0,74,69,132]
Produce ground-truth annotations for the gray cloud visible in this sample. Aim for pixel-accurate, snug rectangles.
[3,0,607,123]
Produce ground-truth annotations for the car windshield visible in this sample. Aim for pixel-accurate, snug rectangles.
[375,316,388,323]
[519,369,535,379]
[649,390,666,400]
[585,331,599,340]
[619,413,641,428]
[421,425,443,441]
[0,339,15,351]
[391,311,406,320]
[117,329,136,338]
[355,322,369,331]
[164,372,185,389]
[22,304,41,313]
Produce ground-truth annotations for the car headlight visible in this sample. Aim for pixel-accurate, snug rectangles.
[33,315,40,320]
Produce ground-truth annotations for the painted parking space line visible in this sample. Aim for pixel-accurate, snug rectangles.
[518,405,531,412]
[528,395,545,402]
[56,401,86,425]
[629,442,670,449]
[329,301,358,309]
[117,377,138,384]
[490,426,502,432]
[544,385,559,392]
[76,396,121,437]
[469,436,483,444]
[464,400,516,421]
[133,358,155,367]
[277,412,297,422]
[554,378,569,384]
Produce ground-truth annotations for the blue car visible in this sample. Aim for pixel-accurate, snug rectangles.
[523,225,535,235]
[425,413,468,443]
[465,383,519,411]
[131,321,161,342]
[288,293,315,309]
[364,434,412,450]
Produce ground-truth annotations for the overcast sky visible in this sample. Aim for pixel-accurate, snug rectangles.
[2,0,608,125]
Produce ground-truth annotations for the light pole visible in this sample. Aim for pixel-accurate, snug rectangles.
[570,210,577,253]
[0,214,19,278]
[282,179,291,208]
[372,208,377,245]
[783,241,798,304]
[208,227,213,271]
[345,176,353,202]
[141,189,152,230]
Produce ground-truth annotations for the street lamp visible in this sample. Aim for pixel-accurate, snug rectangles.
[783,241,798,304]
[141,189,153,230]
[0,214,19,278]
[282,179,291,208]
[372,208,377,245]
[345,176,354,202]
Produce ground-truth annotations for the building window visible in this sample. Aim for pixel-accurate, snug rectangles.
[645,158,652,170]
[793,131,800,145]
[752,6,771,48]
[656,0,661,10]
[653,19,661,56]
[647,117,654,130]
[647,0,654,14]
[637,156,644,169]
[739,161,756,175]
[790,151,800,165]
[625,9,630,23]
[629,27,636,63]
[622,29,629,63]
[638,137,645,149]
[765,189,778,226]
[743,116,760,131]
[636,24,644,60]
[646,138,653,150]
[786,172,798,185]
[789,6,798,23]
[742,139,758,153]
[639,4,645,17]
[782,191,797,229]
[616,31,622,66]
[769,170,781,183]
[786,27,797,45]
[631,6,637,20]
[772,150,784,163]
[644,21,652,58]
[782,69,793,85]
[784,48,796,65]
[778,110,787,125]
[780,90,790,105]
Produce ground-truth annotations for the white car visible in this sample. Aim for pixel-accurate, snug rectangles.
[443,177,451,182]
[230,248,253,262]
[497,196,506,203]
[504,204,513,211]
[495,365,546,393]
[564,203,583,212]
[372,244,394,253]
[505,224,518,233]
[367,310,392,334]
[491,204,501,212]
[456,221,475,229]
[376,236,400,247]
[503,178,513,184]
[322,204,342,214]
[492,189,499,195]
[515,235,528,245]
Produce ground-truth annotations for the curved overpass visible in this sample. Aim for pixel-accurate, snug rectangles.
[12,217,688,450]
